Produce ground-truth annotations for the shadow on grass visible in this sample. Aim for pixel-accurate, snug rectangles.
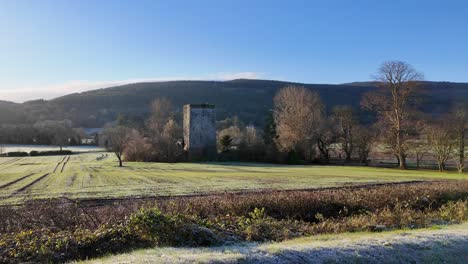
[240,236,468,264]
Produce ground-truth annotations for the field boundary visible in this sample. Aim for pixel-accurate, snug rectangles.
[0,180,435,207]
[72,180,432,205]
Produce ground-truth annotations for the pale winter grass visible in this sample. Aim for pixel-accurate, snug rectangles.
[1,144,104,153]
[76,222,468,264]
[0,152,467,204]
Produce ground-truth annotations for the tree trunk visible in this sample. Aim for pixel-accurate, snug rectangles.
[458,163,465,174]
[438,161,446,172]
[458,129,465,173]
[116,153,123,167]
[345,152,351,162]
[398,153,406,170]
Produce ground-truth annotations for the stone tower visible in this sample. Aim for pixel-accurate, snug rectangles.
[183,104,216,160]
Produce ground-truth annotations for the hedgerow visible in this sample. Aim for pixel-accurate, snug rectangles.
[1,181,468,263]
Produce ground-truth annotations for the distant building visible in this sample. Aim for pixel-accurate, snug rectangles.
[183,104,216,160]
[81,128,103,145]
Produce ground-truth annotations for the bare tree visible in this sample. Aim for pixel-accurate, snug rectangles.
[407,117,430,169]
[426,121,455,172]
[239,125,265,161]
[147,98,173,134]
[123,129,153,162]
[354,125,376,165]
[332,105,356,161]
[408,140,429,169]
[452,104,467,173]
[362,61,423,169]
[316,117,337,163]
[243,126,263,148]
[145,98,184,162]
[160,119,184,162]
[35,120,74,151]
[103,126,131,167]
[273,86,323,160]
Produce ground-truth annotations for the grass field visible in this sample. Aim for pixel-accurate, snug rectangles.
[0,152,466,204]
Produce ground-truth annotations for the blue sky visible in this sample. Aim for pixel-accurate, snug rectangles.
[0,0,467,102]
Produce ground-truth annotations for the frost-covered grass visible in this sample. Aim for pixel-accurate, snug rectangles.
[0,152,466,204]
[1,144,103,153]
[77,222,468,264]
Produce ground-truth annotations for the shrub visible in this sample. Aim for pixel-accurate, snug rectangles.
[125,207,218,247]
[6,152,29,157]
[438,200,468,222]
[235,208,299,241]
[0,208,221,263]
[30,150,73,156]
[1,181,468,263]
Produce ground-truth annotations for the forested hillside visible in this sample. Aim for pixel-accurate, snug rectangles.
[0,79,467,127]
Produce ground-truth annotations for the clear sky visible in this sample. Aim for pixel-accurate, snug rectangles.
[0,0,467,102]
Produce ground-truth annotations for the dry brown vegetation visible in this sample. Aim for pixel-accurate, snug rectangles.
[1,181,468,263]
[1,181,467,234]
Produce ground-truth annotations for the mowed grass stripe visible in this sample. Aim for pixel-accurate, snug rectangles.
[0,173,35,189]
[0,173,50,199]
[0,173,32,186]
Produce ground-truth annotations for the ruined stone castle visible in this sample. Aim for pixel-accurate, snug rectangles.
[183,104,216,160]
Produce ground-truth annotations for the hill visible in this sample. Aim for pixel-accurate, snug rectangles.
[1,79,467,127]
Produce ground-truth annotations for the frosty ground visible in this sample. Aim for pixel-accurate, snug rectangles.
[80,222,468,264]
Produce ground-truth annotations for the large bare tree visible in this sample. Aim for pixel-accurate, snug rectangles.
[362,61,423,169]
[426,120,455,172]
[273,86,323,160]
[332,105,356,161]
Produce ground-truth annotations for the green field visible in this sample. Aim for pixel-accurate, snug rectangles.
[0,153,466,204]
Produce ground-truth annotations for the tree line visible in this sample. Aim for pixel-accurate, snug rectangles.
[99,61,467,172]
[0,120,87,151]
[267,61,466,172]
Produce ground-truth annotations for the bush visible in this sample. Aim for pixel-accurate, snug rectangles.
[235,208,299,241]
[1,182,468,263]
[0,207,221,263]
[128,208,220,247]
[6,152,28,157]
[1,200,468,263]
[30,150,72,156]
[0,225,144,263]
